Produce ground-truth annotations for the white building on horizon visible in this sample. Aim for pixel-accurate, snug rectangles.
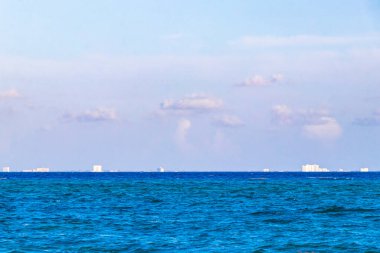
[33,168,50,172]
[360,168,369,172]
[92,165,103,172]
[2,167,10,172]
[157,167,165,172]
[302,164,329,172]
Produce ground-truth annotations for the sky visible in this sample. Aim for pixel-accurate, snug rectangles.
[1,0,380,171]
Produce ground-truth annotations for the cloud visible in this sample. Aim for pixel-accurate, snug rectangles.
[272,105,342,140]
[0,89,22,99]
[271,105,294,125]
[161,94,223,112]
[271,74,284,82]
[238,74,284,87]
[231,34,380,47]
[213,115,244,128]
[298,109,331,125]
[303,117,342,140]
[272,105,331,125]
[176,118,191,149]
[353,109,380,126]
[64,108,117,123]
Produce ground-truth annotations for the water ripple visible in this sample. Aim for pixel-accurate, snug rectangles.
[0,172,379,252]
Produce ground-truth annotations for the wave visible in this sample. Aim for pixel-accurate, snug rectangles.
[307,177,353,180]
[314,205,377,214]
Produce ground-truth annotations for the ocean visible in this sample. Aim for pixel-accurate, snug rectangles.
[0,172,379,252]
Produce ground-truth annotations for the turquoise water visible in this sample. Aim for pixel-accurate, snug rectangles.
[0,172,379,252]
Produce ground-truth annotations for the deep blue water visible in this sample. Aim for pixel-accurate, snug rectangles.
[0,172,379,252]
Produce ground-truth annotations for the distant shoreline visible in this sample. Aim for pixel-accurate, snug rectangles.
[1,171,379,173]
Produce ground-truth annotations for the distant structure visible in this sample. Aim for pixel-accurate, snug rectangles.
[2,167,10,172]
[338,169,345,172]
[92,165,103,172]
[157,167,165,173]
[263,168,270,172]
[360,168,369,172]
[33,168,50,172]
[302,164,329,172]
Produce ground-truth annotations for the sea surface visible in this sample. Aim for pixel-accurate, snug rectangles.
[0,172,379,252]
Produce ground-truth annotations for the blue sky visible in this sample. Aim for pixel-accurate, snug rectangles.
[1,0,380,171]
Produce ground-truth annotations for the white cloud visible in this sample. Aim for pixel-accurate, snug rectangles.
[0,89,22,99]
[272,104,342,140]
[213,115,244,128]
[303,117,342,140]
[240,75,266,86]
[272,105,331,125]
[271,105,293,125]
[176,118,191,149]
[238,74,284,87]
[161,94,223,112]
[298,108,331,125]
[64,108,117,122]
[232,34,380,47]
[271,74,284,83]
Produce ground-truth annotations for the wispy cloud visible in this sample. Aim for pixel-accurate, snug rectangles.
[271,105,294,125]
[353,109,380,126]
[64,108,117,123]
[231,34,380,47]
[161,94,223,112]
[303,117,342,140]
[238,74,284,87]
[176,118,191,149]
[272,105,331,125]
[0,89,22,99]
[213,115,244,128]
[272,105,342,140]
